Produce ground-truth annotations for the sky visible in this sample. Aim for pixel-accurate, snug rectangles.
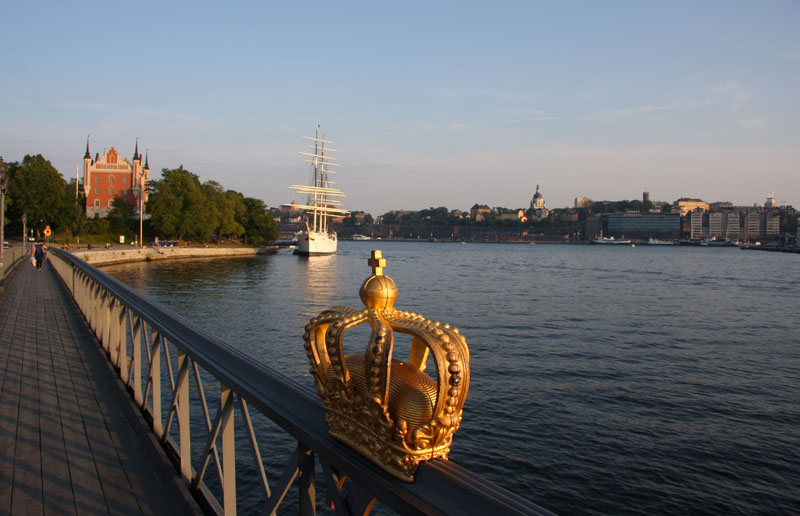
[1,1,798,217]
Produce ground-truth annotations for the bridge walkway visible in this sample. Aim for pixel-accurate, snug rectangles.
[0,260,203,515]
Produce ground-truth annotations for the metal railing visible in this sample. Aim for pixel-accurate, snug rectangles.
[47,248,553,516]
[1,245,29,290]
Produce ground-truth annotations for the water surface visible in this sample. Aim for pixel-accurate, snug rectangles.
[105,242,800,515]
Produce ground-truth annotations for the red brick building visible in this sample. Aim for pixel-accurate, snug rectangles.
[83,139,149,218]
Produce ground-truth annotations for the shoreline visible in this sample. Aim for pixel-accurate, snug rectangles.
[70,246,278,266]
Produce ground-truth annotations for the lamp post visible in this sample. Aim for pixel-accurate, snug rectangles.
[0,158,8,271]
[139,176,143,247]
[21,213,27,254]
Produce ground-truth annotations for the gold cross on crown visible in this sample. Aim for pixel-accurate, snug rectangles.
[368,250,386,276]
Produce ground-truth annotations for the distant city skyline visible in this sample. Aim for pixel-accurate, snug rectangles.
[1,1,798,216]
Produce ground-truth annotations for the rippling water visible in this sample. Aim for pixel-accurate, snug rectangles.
[104,242,800,515]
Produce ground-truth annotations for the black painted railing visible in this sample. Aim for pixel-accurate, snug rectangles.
[48,248,554,516]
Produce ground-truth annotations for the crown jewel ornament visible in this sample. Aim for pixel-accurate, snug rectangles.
[303,250,471,481]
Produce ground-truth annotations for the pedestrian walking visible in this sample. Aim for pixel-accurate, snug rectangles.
[32,240,46,272]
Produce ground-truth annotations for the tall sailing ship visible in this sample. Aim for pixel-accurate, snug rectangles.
[289,128,349,256]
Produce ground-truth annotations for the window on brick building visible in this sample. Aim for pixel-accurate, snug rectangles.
[109,187,114,194]
[109,175,115,183]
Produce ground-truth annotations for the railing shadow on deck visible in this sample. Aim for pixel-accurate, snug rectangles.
[48,248,554,516]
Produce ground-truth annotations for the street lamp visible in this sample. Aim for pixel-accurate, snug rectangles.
[139,175,144,247]
[0,158,8,271]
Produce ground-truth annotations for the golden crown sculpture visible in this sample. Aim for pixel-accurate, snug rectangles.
[303,250,471,481]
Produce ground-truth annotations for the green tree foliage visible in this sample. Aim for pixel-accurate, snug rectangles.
[107,195,136,235]
[4,154,75,235]
[65,179,88,240]
[147,165,278,243]
[87,217,110,235]
[240,197,280,244]
[147,166,203,240]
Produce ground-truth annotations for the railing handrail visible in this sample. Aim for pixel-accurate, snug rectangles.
[48,247,553,515]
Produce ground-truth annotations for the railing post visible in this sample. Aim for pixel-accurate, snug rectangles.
[131,317,143,405]
[102,293,112,355]
[176,350,191,481]
[117,306,128,380]
[299,445,316,516]
[87,281,97,333]
[109,298,120,366]
[220,383,236,516]
[151,331,162,436]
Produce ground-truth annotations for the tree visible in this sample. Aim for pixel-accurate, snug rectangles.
[147,166,204,240]
[64,179,87,241]
[215,188,246,240]
[107,195,136,235]
[380,212,398,225]
[4,154,72,236]
[240,197,280,244]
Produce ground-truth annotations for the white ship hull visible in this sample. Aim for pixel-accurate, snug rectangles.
[294,229,338,256]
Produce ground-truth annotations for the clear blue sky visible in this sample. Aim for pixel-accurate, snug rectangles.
[2,1,798,216]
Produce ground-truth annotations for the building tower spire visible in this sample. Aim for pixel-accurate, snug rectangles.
[133,137,140,162]
[84,136,91,160]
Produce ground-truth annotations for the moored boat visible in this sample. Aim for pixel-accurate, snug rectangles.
[590,236,632,245]
[289,127,349,256]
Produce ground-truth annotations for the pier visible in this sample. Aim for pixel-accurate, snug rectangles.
[0,258,201,514]
[0,251,552,515]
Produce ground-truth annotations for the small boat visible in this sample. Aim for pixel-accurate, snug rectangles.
[647,237,675,245]
[705,238,738,247]
[590,235,631,245]
[351,234,371,241]
[289,127,349,256]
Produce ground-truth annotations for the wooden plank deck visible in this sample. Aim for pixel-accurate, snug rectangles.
[0,259,203,515]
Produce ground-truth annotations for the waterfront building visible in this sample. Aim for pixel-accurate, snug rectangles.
[765,192,778,209]
[528,184,549,220]
[83,139,149,218]
[596,213,681,239]
[708,212,742,240]
[673,198,709,217]
[746,212,761,240]
[690,210,706,240]
[498,209,526,222]
[726,212,741,240]
[279,201,301,214]
[470,204,492,222]
[574,196,590,209]
[642,191,650,212]
[694,209,778,242]
[709,212,724,238]
[709,201,734,211]
[766,212,780,236]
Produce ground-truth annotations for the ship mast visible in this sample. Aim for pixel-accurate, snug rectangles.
[291,128,348,234]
